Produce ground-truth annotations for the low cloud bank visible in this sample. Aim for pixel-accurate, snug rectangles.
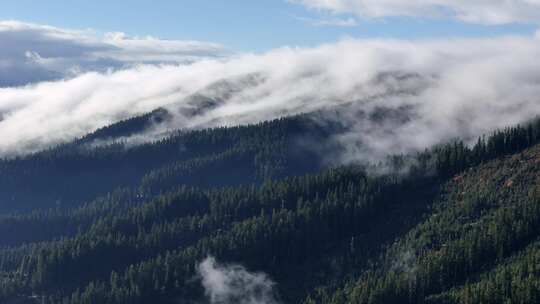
[1,23,540,164]
[0,20,227,87]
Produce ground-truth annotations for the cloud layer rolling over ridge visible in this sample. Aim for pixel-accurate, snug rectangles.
[2,21,540,164]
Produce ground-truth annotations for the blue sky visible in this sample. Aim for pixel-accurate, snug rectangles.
[0,0,537,52]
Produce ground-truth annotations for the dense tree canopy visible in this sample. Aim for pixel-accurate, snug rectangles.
[1,111,540,303]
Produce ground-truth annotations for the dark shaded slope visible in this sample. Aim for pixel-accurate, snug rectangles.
[0,114,332,213]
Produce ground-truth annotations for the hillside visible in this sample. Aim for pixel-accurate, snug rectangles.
[314,140,540,304]
[0,113,332,213]
[0,114,540,304]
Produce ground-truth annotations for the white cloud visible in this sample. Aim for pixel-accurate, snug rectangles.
[1,22,540,164]
[198,257,280,304]
[0,20,228,87]
[292,0,540,25]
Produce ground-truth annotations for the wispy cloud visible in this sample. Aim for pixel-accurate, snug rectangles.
[291,0,540,25]
[295,15,359,27]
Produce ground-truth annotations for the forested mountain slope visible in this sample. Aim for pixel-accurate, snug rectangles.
[1,113,540,304]
[314,139,540,304]
[0,113,331,213]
